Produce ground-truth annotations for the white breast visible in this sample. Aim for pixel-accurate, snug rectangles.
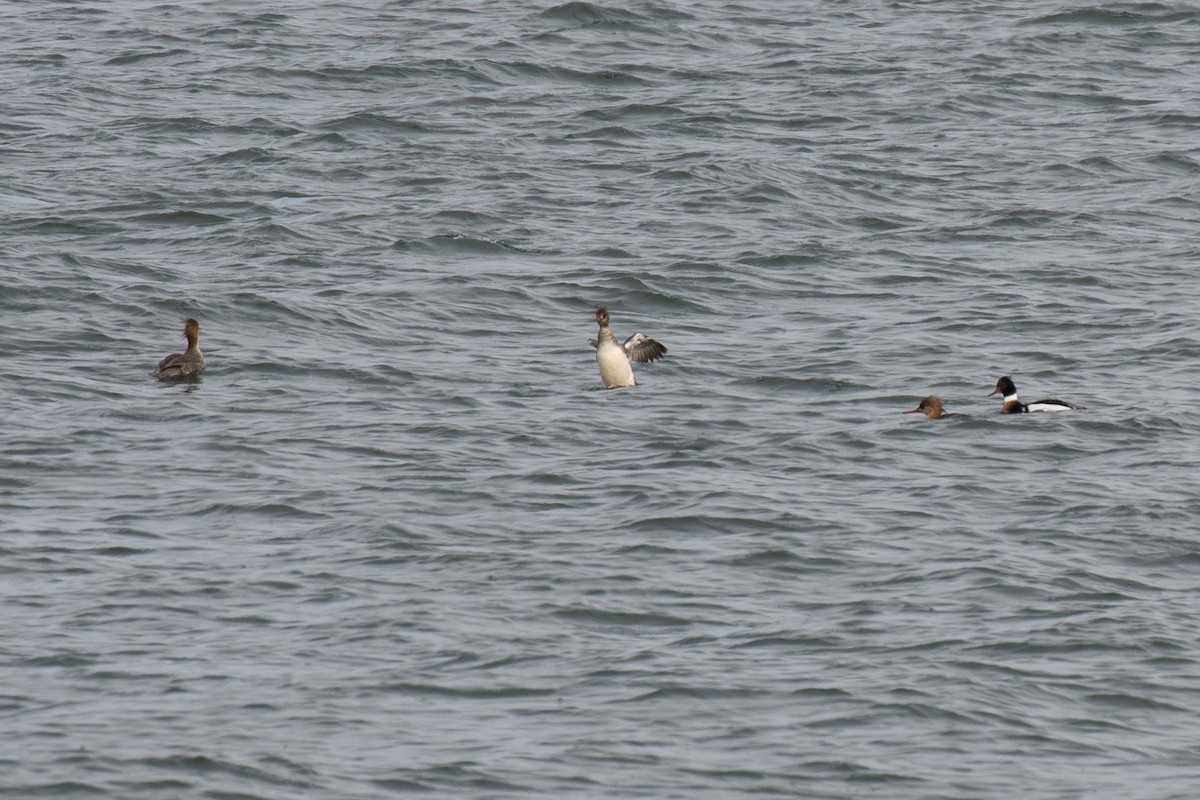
[596,339,636,388]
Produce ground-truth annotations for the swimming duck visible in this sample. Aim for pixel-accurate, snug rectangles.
[988,375,1083,413]
[902,395,965,419]
[151,318,205,380]
[591,307,666,388]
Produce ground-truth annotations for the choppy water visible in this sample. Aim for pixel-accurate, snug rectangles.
[4,1,1200,798]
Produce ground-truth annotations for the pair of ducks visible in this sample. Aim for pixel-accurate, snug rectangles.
[152,310,667,385]
[149,310,663,386]
[905,377,1086,419]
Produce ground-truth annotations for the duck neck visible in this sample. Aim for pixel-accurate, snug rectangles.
[596,323,617,345]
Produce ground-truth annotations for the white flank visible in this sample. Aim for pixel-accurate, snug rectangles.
[1026,402,1071,412]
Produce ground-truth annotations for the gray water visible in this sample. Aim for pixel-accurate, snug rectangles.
[4,1,1200,798]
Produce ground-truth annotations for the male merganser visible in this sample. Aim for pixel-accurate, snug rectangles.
[151,317,205,380]
[988,376,1083,413]
[902,395,965,419]
[591,307,666,388]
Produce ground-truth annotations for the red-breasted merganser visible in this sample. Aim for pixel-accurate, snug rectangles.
[988,376,1083,413]
[590,307,666,388]
[151,318,205,380]
[902,396,965,419]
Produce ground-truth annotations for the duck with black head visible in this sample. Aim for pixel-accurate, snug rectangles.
[988,376,1083,413]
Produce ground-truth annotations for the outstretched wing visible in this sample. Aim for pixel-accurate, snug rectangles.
[622,332,667,363]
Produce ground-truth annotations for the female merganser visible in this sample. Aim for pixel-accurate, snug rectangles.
[902,395,965,419]
[151,317,205,380]
[591,307,666,388]
[988,376,1083,413]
